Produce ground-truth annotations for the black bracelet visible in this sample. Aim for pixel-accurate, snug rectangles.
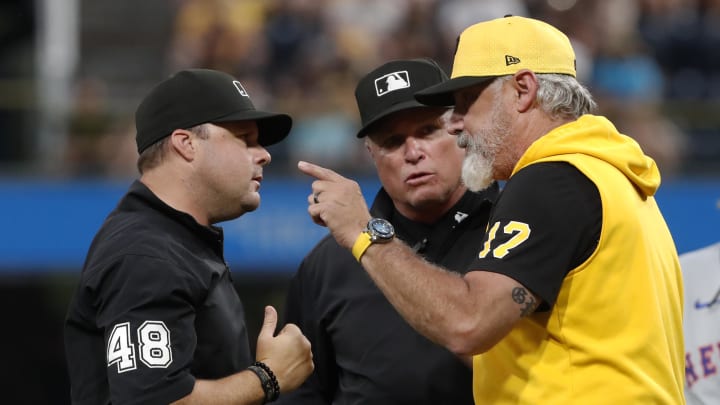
[248,361,280,403]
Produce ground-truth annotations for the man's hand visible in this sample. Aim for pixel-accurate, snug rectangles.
[298,160,372,250]
[255,306,313,393]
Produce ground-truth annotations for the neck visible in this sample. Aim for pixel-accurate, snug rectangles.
[502,111,574,176]
[140,167,209,226]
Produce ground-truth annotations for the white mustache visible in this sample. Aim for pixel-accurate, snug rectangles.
[456,132,470,149]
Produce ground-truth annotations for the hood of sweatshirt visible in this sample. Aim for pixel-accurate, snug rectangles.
[513,114,660,197]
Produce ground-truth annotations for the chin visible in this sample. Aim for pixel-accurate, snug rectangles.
[462,154,495,192]
[408,189,448,208]
[242,200,260,213]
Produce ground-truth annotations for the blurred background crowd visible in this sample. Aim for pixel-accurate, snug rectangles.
[0,0,718,403]
[1,0,719,180]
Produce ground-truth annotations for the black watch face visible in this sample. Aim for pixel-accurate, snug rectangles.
[369,218,394,240]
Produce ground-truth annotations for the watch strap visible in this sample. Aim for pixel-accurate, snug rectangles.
[351,231,373,262]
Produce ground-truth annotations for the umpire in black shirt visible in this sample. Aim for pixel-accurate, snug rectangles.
[278,59,498,404]
[64,69,313,405]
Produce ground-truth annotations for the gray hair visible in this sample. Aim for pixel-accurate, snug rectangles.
[535,73,597,120]
[492,73,597,120]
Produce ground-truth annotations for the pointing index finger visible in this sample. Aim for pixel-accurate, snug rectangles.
[297,160,343,181]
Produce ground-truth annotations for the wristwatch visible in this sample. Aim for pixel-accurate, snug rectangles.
[351,218,395,262]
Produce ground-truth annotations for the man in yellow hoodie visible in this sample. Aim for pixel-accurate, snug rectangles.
[297,15,685,404]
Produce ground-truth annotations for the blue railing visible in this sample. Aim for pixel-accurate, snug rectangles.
[0,177,716,274]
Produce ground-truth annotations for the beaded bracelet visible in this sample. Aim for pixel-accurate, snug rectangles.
[248,361,280,403]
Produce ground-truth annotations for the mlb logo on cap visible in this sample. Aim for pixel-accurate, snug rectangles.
[355,58,449,138]
[375,71,410,96]
[232,80,249,97]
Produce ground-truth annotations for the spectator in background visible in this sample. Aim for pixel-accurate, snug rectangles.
[64,69,313,404]
[589,0,689,176]
[63,77,116,175]
[63,77,140,178]
[681,240,720,405]
[531,0,689,175]
[636,0,720,100]
[168,0,268,75]
[278,58,497,404]
[435,0,528,66]
[299,16,685,404]
[8,0,715,178]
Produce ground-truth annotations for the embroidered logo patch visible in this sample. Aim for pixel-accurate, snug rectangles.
[374,71,410,96]
[454,211,469,223]
[233,81,249,97]
[505,55,521,66]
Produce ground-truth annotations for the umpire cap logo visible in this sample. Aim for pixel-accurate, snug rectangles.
[232,80,250,97]
[374,71,410,97]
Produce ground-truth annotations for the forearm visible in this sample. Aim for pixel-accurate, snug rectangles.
[299,161,524,354]
[359,239,478,354]
[361,239,533,355]
[171,370,265,405]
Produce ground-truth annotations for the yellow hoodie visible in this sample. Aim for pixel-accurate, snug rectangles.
[472,115,685,404]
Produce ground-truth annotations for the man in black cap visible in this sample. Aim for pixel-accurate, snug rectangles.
[277,59,497,404]
[299,16,684,405]
[64,69,313,405]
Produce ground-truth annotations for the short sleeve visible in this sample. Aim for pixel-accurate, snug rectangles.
[468,162,601,309]
[93,254,200,405]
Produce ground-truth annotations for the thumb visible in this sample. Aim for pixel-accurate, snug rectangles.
[258,305,278,339]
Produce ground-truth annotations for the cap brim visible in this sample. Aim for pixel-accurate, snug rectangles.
[214,110,292,146]
[356,100,428,138]
[414,76,496,106]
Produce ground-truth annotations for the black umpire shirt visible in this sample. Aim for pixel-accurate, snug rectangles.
[64,180,252,405]
[278,184,499,405]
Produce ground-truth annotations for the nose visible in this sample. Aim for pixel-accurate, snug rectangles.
[446,110,465,136]
[255,146,271,166]
[404,137,424,163]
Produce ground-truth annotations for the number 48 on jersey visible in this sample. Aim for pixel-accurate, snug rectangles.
[107,320,173,373]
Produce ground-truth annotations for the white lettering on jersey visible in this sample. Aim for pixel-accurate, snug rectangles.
[106,320,173,373]
[107,322,137,373]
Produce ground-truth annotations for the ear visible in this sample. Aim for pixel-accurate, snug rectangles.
[168,129,196,161]
[511,70,539,113]
[364,138,372,153]
[365,137,376,157]
[364,138,379,167]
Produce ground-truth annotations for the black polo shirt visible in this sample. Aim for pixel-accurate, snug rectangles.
[64,180,252,405]
[279,184,498,405]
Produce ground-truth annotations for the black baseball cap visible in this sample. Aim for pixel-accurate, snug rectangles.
[135,69,292,153]
[354,58,449,138]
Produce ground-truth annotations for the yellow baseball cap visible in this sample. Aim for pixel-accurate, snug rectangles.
[415,15,576,106]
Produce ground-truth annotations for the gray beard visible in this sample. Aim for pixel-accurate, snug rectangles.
[462,151,494,192]
[458,131,496,192]
[455,85,512,192]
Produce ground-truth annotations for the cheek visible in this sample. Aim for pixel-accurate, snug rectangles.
[375,156,405,188]
[438,139,466,163]
[444,151,466,179]
[376,170,406,203]
[228,153,254,179]
[373,152,402,173]
[464,101,492,129]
